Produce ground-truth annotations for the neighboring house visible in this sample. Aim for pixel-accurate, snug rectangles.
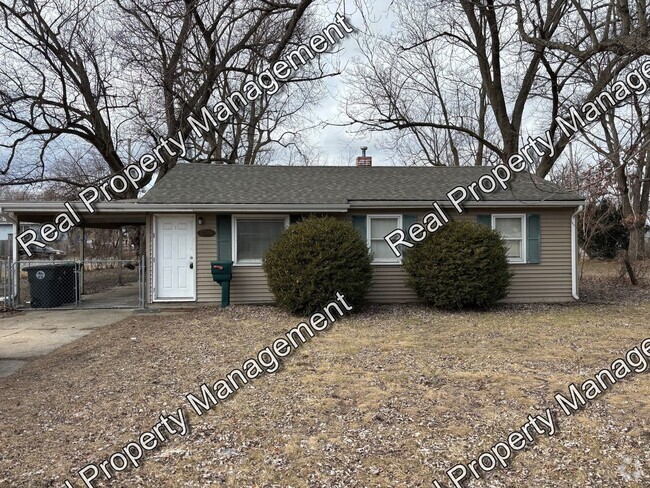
[0,159,585,305]
[0,216,11,258]
[0,217,41,257]
[0,216,11,241]
[2,221,41,238]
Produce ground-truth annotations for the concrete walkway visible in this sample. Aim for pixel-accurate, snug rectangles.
[79,282,140,308]
[0,309,132,378]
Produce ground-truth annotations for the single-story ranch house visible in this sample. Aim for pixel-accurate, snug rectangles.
[1,161,585,305]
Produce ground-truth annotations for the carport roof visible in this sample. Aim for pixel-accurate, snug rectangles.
[0,201,148,226]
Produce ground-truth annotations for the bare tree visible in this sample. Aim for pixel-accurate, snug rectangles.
[523,0,650,178]
[346,0,648,173]
[0,0,333,189]
[579,99,650,260]
[549,44,650,265]
[347,1,563,166]
[0,0,131,187]
[113,0,333,173]
[346,1,501,166]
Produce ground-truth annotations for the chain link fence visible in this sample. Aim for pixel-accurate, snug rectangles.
[3,258,146,310]
[1,259,11,311]
[15,260,79,309]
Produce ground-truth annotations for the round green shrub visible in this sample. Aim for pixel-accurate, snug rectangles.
[263,216,373,314]
[403,220,513,309]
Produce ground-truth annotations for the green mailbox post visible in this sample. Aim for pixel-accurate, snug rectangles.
[210,261,234,307]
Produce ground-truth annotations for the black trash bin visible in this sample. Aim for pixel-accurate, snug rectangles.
[26,263,80,308]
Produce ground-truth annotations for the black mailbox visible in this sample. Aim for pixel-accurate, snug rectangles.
[210,261,233,307]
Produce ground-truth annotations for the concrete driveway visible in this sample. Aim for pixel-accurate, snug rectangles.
[0,309,132,378]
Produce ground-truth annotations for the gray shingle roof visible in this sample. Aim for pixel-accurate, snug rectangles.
[138,164,583,205]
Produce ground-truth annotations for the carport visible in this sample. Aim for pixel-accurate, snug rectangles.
[0,200,148,310]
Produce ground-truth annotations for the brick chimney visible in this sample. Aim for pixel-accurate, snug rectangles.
[356,146,372,167]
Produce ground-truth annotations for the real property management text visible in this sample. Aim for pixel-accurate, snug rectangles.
[16,13,354,256]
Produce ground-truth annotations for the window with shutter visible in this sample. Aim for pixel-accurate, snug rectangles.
[368,215,402,264]
[232,216,288,265]
[479,213,540,264]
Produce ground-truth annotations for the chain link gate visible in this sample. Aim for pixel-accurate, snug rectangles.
[3,257,146,310]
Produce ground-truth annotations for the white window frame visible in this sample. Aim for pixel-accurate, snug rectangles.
[232,215,289,266]
[368,215,403,265]
[492,214,526,264]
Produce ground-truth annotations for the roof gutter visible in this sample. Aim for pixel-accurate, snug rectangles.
[571,205,584,300]
[0,201,351,214]
[348,200,586,209]
[1,200,587,214]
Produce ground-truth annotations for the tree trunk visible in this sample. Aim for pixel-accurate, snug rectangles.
[628,226,647,261]
[623,252,640,286]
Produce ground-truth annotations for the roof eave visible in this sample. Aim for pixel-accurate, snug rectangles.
[0,200,587,216]
[0,201,351,215]
[348,199,585,208]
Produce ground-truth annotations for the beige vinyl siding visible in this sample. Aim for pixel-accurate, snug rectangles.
[196,214,220,303]
[190,206,577,305]
[460,208,574,303]
[228,267,416,305]
[345,208,574,303]
[231,267,274,304]
[366,266,418,303]
[195,214,274,304]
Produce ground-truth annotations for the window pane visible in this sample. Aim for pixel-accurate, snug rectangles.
[504,239,522,259]
[494,218,522,238]
[370,218,399,239]
[371,240,399,261]
[237,219,285,262]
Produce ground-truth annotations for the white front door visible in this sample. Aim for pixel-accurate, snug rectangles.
[155,215,195,300]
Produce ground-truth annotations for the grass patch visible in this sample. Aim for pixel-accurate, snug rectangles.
[0,297,648,487]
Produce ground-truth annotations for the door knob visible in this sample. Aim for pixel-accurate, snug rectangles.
[189,263,194,269]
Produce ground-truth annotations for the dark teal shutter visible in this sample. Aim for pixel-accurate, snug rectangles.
[216,214,232,261]
[477,215,491,226]
[527,214,541,264]
[290,214,304,225]
[402,214,418,233]
[352,215,367,242]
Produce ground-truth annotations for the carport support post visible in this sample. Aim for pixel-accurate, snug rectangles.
[12,215,20,305]
[139,255,146,309]
[79,228,85,295]
[118,227,123,286]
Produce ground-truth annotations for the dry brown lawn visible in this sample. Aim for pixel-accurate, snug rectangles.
[0,261,648,487]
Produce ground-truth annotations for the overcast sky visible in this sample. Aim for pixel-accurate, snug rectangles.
[313,0,394,166]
